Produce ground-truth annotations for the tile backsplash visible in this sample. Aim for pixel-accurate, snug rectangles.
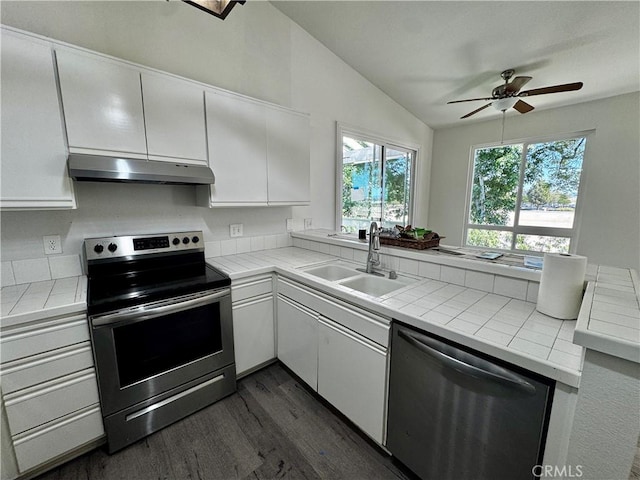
[205,233,292,259]
[1,255,82,287]
[2,233,294,288]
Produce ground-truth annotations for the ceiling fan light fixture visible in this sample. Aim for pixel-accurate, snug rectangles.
[183,0,245,19]
[492,97,518,112]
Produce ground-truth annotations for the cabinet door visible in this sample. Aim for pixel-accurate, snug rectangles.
[0,30,75,210]
[232,294,275,376]
[266,107,310,205]
[56,48,147,158]
[276,295,318,390]
[318,317,387,444]
[205,91,268,206]
[142,73,207,165]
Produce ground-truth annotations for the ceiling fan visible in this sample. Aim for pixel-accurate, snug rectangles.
[448,69,583,119]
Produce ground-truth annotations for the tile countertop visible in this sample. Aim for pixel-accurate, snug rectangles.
[574,267,640,364]
[0,276,88,328]
[292,230,640,366]
[207,247,584,387]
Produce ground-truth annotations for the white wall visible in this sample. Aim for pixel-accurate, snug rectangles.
[428,92,640,271]
[0,1,432,263]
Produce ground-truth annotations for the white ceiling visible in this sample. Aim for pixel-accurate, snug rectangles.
[271,1,640,129]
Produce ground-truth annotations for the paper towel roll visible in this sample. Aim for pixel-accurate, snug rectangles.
[536,253,587,320]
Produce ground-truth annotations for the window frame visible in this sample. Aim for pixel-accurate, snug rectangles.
[463,130,592,254]
[335,123,419,231]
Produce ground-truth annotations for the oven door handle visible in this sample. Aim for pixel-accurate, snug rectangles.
[91,289,230,327]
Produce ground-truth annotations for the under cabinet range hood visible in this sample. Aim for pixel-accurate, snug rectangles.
[67,154,215,185]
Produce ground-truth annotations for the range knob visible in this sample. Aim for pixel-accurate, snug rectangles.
[192,236,200,244]
[93,244,104,254]
[172,237,180,246]
[182,237,190,245]
[108,243,118,253]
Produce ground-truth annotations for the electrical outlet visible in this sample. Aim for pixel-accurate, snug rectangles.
[286,218,293,232]
[304,218,313,230]
[230,224,243,237]
[43,235,62,255]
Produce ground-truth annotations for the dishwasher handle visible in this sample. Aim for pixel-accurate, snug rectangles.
[398,328,537,395]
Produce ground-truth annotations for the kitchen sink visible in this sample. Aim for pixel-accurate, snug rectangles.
[339,274,414,297]
[303,264,361,281]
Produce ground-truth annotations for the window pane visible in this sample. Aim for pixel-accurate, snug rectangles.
[342,136,382,231]
[383,148,412,228]
[469,145,522,226]
[515,234,570,253]
[520,138,585,228]
[466,229,513,250]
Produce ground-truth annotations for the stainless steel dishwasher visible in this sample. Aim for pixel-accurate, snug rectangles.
[387,322,554,480]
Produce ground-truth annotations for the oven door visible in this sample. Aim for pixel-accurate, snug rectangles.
[90,288,234,416]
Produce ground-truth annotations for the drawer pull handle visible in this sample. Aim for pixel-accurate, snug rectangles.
[125,374,225,422]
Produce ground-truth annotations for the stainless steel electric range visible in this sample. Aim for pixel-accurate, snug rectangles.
[84,231,236,453]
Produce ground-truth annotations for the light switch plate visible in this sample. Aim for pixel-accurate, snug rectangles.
[304,218,312,230]
[230,224,243,237]
[43,235,62,255]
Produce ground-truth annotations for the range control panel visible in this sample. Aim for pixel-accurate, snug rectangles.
[85,231,203,261]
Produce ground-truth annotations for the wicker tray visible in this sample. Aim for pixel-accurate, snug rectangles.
[379,233,443,250]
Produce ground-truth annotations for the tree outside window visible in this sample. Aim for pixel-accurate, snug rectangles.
[466,135,587,254]
[340,133,414,232]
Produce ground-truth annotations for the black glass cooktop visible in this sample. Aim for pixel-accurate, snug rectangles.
[87,252,230,316]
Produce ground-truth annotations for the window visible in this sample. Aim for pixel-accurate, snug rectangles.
[338,128,416,232]
[465,134,588,254]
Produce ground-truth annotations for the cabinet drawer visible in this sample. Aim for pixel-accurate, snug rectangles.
[13,404,104,473]
[1,314,89,363]
[277,278,390,347]
[232,275,272,303]
[4,368,100,435]
[1,342,94,394]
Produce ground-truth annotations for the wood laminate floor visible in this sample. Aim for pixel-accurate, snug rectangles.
[36,363,410,480]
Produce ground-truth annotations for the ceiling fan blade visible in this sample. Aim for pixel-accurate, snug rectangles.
[461,103,492,119]
[513,100,534,114]
[505,76,532,94]
[519,82,583,97]
[447,97,493,104]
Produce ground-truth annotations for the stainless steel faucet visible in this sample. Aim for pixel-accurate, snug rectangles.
[358,221,384,276]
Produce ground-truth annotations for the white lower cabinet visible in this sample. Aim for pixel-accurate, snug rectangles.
[276,295,319,390]
[231,275,276,376]
[318,317,387,444]
[0,312,104,475]
[13,405,103,473]
[275,277,390,444]
[4,368,100,435]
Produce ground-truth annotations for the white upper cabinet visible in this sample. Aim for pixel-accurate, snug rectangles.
[202,91,311,207]
[266,107,311,205]
[204,91,268,206]
[141,72,207,165]
[56,48,147,158]
[0,29,76,210]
